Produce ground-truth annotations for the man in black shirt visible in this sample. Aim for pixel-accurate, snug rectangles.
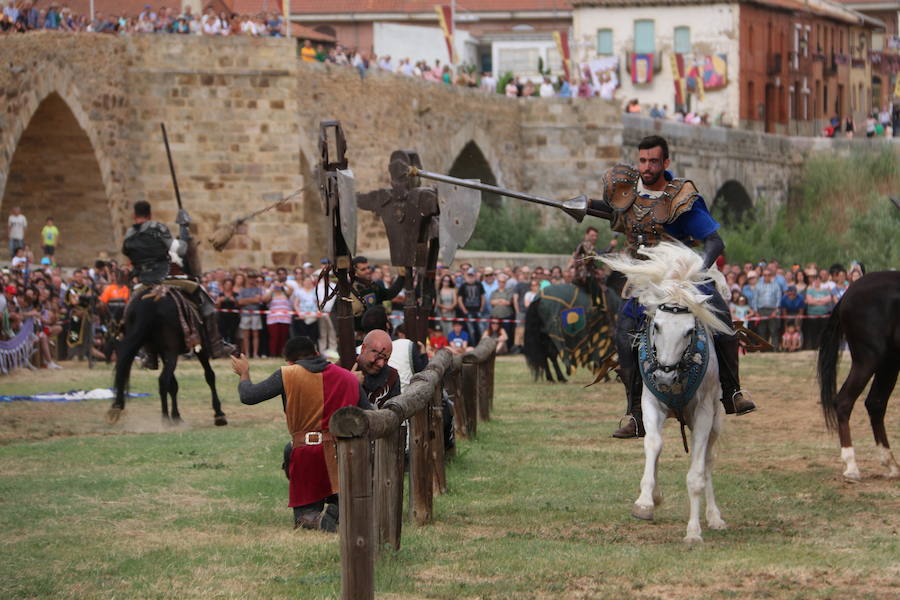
[455,268,485,344]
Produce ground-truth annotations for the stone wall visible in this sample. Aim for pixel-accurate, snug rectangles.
[4,34,888,270]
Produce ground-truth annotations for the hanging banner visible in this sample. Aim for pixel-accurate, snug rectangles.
[552,30,572,80]
[435,5,456,65]
[632,53,653,84]
[671,53,686,106]
[686,54,728,92]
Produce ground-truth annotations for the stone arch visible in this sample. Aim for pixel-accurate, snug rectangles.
[0,61,124,259]
[443,125,506,189]
[712,179,754,226]
[447,140,500,207]
[1,92,117,265]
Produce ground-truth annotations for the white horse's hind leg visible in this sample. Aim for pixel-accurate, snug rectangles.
[704,407,727,530]
[684,403,715,543]
[633,392,664,521]
[877,445,900,479]
[841,446,862,482]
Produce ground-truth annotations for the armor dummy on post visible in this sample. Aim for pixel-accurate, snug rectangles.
[590,136,755,438]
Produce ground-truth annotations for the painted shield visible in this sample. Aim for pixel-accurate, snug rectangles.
[436,180,481,265]
[560,307,586,335]
[336,168,357,256]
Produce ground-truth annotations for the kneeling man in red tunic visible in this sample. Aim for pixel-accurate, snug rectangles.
[231,336,370,531]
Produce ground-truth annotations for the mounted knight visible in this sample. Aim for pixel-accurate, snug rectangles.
[122,200,232,367]
[592,135,756,438]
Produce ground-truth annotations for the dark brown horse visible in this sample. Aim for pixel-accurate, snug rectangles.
[818,271,900,481]
[108,288,227,427]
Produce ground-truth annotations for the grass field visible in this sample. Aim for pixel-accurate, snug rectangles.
[1,352,898,599]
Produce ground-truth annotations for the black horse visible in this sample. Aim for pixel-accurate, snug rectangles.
[522,283,616,383]
[818,271,900,482]
[523,299,569,383]
[107,288,227,427]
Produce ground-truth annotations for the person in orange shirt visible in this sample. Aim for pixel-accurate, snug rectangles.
[99,269,131,323]
[300,39,316,62]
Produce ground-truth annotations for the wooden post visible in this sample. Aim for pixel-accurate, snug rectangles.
[409,400,433,525]
[431,385,447,495]
[445,364,467,441]
[487,350,496,415]
[476,359,490,422]
[373,426,404,553]
[460,361,479,438]
[337,436,374,600]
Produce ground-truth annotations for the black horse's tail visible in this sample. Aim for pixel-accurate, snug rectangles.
[523,299,548,381]
[817,297,845,431]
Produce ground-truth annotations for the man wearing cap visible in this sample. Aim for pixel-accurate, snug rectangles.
[122,200,232,366]
[232,336,371,531]
[591,135,755,439]
[349,256,405,333]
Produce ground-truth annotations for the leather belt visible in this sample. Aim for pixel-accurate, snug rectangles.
[291,430,333,447]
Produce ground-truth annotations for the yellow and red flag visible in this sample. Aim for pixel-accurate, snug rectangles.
[435,5,456,65]
[671,53,686,106]
[552,31,572,80]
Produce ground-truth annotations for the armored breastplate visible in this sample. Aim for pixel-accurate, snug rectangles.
[602,164,702,256]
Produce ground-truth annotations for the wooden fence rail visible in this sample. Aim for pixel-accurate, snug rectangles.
[330,336,498,600]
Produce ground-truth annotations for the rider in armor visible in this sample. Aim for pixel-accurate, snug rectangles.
[122,200,233,367]
[591,136,756,438]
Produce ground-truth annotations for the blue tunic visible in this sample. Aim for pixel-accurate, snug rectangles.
[622,171,720,320]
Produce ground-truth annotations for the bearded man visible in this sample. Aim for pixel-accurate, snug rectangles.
[592,136,756,438]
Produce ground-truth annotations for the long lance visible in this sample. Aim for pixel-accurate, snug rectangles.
[160,123,183,211]
[407,166,612,221]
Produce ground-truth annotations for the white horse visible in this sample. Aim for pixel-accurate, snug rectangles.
[602,242,733,543]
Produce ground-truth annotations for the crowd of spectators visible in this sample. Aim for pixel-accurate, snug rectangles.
[2,239,867,374]
[723,258,864,352]
[1,1,286,36]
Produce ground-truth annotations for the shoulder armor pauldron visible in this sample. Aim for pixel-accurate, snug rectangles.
[602,164,640,211]
[663,179,701,221]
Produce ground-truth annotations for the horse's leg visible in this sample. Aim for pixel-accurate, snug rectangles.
[550,355,567,383]
[633,390,664,521]
[543,356,554,383]
[704,404,727,531]
[158,352,178,423]
[197,347,228,426]
[685,401,716,543]
[865,362,900,479]
[109,307,152,424]
[836,362,876,482]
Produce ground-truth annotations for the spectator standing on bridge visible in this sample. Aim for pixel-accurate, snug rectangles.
[7,206,26,260]
[233,336,369,531]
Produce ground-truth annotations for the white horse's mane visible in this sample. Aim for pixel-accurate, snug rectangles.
[601,242,732,335]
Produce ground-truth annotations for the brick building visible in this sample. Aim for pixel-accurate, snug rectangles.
[287,1,574,77]
[573,0,882,135]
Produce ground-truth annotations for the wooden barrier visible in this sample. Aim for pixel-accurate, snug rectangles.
[330,336,498,600]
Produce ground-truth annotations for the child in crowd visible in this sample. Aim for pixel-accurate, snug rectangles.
[781,323,802,352]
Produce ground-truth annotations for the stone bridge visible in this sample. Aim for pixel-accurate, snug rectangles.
[1,34,878,268]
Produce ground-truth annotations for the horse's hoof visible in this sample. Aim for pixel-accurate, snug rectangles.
[707,517,727,530]
[683,534,704,544]
[842,471,861,483]
[214,415,228,427]
[632,503,654,521]
[106,407,123,425]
